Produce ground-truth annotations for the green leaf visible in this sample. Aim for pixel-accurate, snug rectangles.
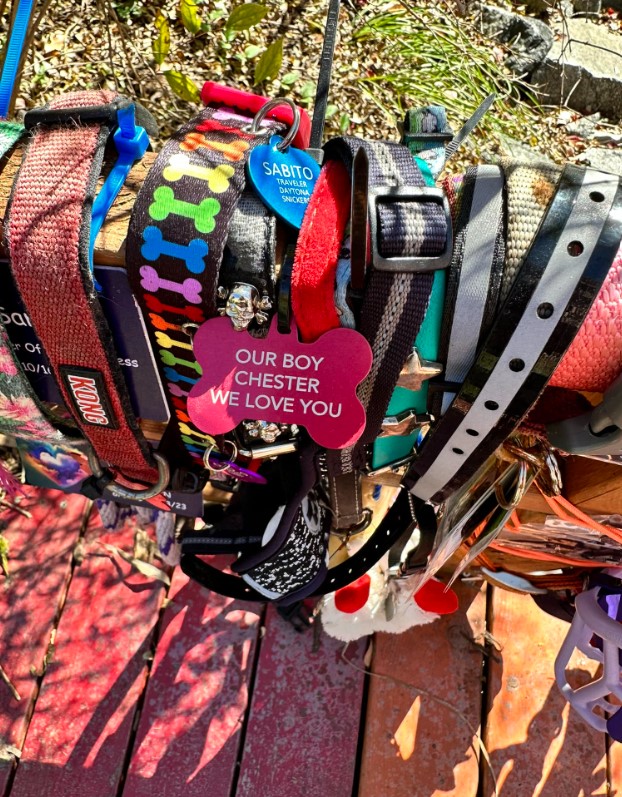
[165,70,201,102]
[152,12,170,66]
[180,0,201,34]
[325,104,338,119]
[299,80,315,99]
[339,112,350,134]
[254,38,283,85]
[281,71,299,86]
[225,3,267,33]
[243,43,262,58]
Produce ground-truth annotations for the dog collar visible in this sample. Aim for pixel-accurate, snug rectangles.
[405,165,622,502]
[126,105,284,468]
[6,91,166,492]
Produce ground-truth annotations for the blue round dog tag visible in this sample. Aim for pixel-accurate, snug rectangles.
[247,135,320,228]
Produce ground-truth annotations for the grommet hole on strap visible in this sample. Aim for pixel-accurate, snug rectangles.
[485,400,499,411]
[452,447,464,455]
[537,302,554,319]
[509,358,525,372]
[567,240,584,257]
[590,191,605,203]
[466,429,480,437]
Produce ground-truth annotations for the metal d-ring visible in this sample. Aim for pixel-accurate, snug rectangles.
[87,450,170,500]
[247,97,300,152]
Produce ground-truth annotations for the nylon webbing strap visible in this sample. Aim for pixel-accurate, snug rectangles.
[322,137,448,472]
[126,107,280,466]
[6,91,158,484]
[404,165,622,503]
[219,192,277,307]
[500,160,561,304]
[434,165,505,415]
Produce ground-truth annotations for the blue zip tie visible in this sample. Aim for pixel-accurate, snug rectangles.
[0,0,36,119]
[90,104,149,290]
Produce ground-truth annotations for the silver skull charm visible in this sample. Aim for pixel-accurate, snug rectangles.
[218,282,272,331]
[242,420,297,444]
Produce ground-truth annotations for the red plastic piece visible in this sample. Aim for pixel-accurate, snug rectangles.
[414,579,459,615]
[334,574,372,614]
[201,82,311,150]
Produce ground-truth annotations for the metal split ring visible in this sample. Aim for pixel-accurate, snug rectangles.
[87,450,170,500]
[494,460,530,512]
[247,97,300,152]
[203,440,238,473]
[181,322,199,339]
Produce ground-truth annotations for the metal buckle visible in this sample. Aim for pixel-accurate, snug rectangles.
[368,185,453,273]
[238,440,299,460]
[379,409,431,438]
[364,451,415,478]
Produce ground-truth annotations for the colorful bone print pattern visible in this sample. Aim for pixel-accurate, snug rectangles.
[127,107,275,463]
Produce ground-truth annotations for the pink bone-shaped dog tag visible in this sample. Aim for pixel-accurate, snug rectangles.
[188,317,373,449]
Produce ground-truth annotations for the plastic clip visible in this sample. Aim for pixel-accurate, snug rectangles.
[547,372,622,455]
[90,104,149,289]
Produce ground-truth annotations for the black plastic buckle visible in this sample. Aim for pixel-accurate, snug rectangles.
[24,100,129,131]
[547,371,622,455]
[368,185,453,273]
[277,601,313,632]
[79,470,114,500]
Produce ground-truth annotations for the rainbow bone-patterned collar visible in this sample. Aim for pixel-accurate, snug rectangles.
[126,103,287,469]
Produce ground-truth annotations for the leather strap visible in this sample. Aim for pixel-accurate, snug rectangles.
[309,0,341,153]
[6,91,159,484]
[126,106,282,467]
[404,165,622,503]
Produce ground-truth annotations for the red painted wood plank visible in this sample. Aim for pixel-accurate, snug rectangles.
[122,569,262,797]
[235,605,366,797]
[358,582,486,797]
[10,514,167,797]
[483,589,607,797]
[0,488,87,796]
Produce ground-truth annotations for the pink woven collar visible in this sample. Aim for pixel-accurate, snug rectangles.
[6,90,159,486]
[552,245,622,393]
